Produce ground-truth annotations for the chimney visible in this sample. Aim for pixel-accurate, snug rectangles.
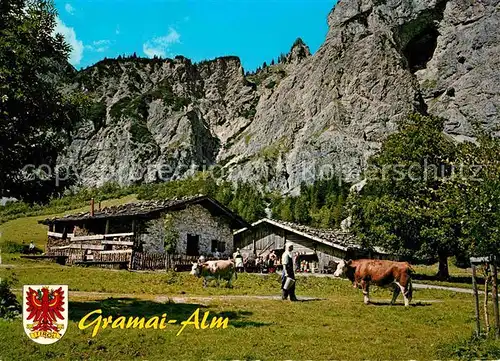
[90,198,95,217]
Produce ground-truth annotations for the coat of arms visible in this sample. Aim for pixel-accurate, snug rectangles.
[22,285,68,344]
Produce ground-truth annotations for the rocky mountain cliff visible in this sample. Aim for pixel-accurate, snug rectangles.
[62,0,500,194]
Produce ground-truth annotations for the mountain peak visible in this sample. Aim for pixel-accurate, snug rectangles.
[286,37,311,64]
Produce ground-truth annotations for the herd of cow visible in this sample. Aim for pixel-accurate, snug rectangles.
[190,258,414,306]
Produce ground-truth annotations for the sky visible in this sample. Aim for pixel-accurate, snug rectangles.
[54,0,337,72]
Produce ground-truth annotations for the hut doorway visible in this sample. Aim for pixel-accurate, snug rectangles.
[186,234,200,256]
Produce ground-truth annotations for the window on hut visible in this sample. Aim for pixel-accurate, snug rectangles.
[211,240,218,253]
[218,241,226,253]
[211,240,226,253]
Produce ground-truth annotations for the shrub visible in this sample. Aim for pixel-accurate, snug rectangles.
[0,278,21,320]
[163,214,179,254]
[438,336,500,360]
[88,100,107,131]
[265,80,276,89]
[109,97,132,121]
[130,121,155,145]
[2,241,26,254]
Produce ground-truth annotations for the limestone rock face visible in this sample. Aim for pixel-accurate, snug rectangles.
[415,0,500,138]
[61,56,259,186]
[61,0,500,192]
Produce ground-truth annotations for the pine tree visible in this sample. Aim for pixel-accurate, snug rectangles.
[280,198,294,222]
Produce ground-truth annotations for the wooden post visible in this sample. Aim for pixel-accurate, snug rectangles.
[105,220,110,235]
[252,235,256,256]
[472,264,481,337]
[132,220,136,243]
[490,261,500,339]
[485,269,491,334]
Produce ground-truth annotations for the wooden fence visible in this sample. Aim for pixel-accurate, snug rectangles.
[47,249,85,265]
[47,248,200,271]
[130,253,200,271]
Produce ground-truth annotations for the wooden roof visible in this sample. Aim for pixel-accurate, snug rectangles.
[39,195,250,229]
[235,218,390,255]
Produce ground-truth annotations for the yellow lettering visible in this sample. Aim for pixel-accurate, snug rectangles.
[126,317,145,329]
[78,309,103,337]
[176,308,200,336]
[112,316,126,329]
[210,316,229,329]
[200,311,210,329]
[77,308,229,338]
[145,316,159,329]
[159,313,167,330]
[101,315,113,329]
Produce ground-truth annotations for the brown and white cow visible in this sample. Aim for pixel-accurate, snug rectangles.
[190,260,237,287]
[334,259,414,306]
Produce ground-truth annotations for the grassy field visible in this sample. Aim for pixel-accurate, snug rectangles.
[0,258,496,360]
[0,198,494,360]
[0,195,137,251]
[412,263,477,290]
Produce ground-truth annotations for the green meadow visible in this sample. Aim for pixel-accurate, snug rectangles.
[0,258,495,360]
[0,198,497,360]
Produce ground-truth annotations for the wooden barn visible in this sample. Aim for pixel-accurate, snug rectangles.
[39,195,249,269]
[233,218,391,272]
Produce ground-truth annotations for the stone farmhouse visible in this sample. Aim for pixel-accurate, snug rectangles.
[39,195,249,267]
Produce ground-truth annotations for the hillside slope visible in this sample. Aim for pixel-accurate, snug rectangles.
[0,195,137,249]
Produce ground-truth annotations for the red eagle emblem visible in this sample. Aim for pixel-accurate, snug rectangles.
[25,286,65,333]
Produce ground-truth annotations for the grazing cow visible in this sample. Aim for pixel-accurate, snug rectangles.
[190,260,237,287]
[333,259,414,306]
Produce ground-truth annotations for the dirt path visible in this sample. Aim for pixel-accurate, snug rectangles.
[412,283,475,294]
[26,290,443,305]
[52,291,324,304]
[298,273,478,294]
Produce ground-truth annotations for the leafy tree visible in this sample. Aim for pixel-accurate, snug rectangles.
[163,213,179,254]
[349,114,461,279]
[0,0,80,202]
[455,132,500,259]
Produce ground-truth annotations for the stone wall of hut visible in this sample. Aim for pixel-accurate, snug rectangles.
[140,204,234,257]
[140,218,166,253]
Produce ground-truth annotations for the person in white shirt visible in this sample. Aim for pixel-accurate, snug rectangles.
[281,243,298,301]
[233,248,244,272]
